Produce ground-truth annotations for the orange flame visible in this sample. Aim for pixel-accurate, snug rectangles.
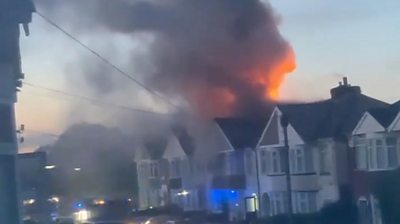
[252,48,296,100]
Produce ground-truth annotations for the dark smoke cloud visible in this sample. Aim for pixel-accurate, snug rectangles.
[36,0,295,119]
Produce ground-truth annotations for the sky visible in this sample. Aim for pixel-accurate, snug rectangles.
[16,0,400,152]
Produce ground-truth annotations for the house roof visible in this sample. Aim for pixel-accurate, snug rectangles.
[215,118,266,149]
[142,135,168,160]
[278,93,388,141]
[368,102,400,128]
[171,125,196,156]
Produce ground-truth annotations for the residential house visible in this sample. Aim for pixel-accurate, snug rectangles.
[351,102,400,224]
[163,132,206,211]
[254,78,388,217]
[209,118,265,220]
[134,118,266,220]
[134,139,167,210]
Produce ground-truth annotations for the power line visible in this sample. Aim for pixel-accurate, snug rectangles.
[35,11,178,109]
[22,81,168,116]
[24,129,60,138]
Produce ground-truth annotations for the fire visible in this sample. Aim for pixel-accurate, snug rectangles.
[268,49,296,99]
[253,49,296,100]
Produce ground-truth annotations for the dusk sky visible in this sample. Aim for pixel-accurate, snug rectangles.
[16,0,400,152]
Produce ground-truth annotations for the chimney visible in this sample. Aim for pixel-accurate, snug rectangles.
[330,77,361,99]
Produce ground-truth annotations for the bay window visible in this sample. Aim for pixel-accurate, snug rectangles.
[355,137,368,170]
[260,150,268,174]
[292,191,317,214]
[319,145,330,174]
[245,150,254,175]
[387,137,398,168]
[290,146,314,174]
[355,136,399,171]
[269,191,288,216]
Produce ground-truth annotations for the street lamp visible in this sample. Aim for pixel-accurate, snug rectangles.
[281,115,293,224]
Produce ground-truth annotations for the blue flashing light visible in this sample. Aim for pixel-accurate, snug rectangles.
[76,202,83,209]
[210,189,240,210]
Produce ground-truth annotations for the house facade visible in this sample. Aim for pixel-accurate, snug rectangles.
[253,78,387,217]
[135,143,165,210]
[351,103,400,224]
[135,78,395,222]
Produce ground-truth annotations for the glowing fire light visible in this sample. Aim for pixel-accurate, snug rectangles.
[93,199,106,205]
[23,199,35,205]
[253,49,296,101]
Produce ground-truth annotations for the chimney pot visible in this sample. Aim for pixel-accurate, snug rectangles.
[343,77,348,86]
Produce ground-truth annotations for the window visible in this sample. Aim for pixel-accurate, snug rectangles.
[355,137,368,170]
[272,151,280,173]
[319,145,330,174]
[375,139,385,169]
[245,150,254,175]
[269,191,288,216]
[227,152,240,174]
[294,148,304,173]
[150,162,159,178]
[170,158,181,178]
[269,148,284,174]
[387,137,398,168]
[260,150,268,174]
[292,192,317,214]
[290,146,314,174]
[367,137,398,170]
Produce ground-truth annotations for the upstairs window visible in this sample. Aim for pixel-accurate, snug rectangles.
[170,158,181,178]
[245,150,254,175]
[150,162,159,178]
[355,138,368,170]
[260,150,268,174]
[290,146,314,174]
[319,145,330,174]
[356,136,398,171]
[387,137,398,168]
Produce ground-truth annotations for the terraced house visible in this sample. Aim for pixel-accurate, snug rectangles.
[135,78,396,222]
[351,102,400,224]
[254,78,387,216]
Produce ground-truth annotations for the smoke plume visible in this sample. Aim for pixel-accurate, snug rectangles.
[37,0,295,119]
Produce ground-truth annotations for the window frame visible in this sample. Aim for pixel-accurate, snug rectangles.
[149,161,159,178]
[290,146,314,174]
[366,137,398,171]
[245,150,254,175]
[292,191,317,214]
[319,144,330,175]
[170,158,182,178]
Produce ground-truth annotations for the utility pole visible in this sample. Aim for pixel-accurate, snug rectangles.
[280,115,293,224]
[0,0,35,223]
[253,147,262,217]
